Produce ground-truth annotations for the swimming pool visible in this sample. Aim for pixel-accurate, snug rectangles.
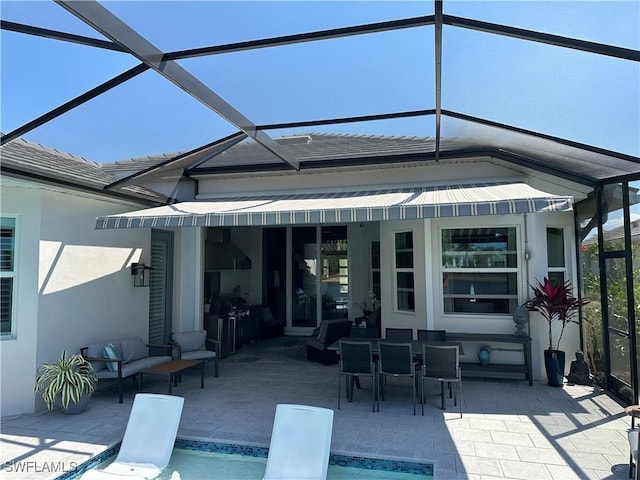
[59,438,433,480]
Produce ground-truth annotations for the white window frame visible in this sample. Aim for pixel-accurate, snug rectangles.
[393,230,415,313]
[1,216,17,339]
[546,226,567,285]
[370,240,381,302]
[440,225,521,316]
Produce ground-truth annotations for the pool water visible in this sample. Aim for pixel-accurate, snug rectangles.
[62,439,433,480]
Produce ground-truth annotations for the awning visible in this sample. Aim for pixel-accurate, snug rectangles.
[95,182,573,229]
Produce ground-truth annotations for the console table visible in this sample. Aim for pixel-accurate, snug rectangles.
[447,333,533,385]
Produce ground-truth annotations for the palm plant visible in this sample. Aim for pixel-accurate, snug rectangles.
[524,278,589,351]
[34,350,98,410]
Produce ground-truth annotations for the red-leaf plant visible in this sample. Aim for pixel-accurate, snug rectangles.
[524,278,589,352]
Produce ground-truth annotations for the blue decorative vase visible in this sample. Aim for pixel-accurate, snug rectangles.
[478,346,491,366]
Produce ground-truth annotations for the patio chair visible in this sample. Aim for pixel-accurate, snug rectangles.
[171,330,219,377]
[263,404,334,480]
[421,344,462,417]
[385,328,413,342]
[338,340,378,412]
[378,342,418,415]
[81,393,184,479]
[417,329,447,341]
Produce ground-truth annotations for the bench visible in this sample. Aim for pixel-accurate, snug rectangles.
[446,333,533,385]
[81,336,173,403]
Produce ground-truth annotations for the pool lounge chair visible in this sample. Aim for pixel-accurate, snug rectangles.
[263,404,334,480]
[81,393,184,480]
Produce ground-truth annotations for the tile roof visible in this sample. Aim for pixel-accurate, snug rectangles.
[0,136,169,204]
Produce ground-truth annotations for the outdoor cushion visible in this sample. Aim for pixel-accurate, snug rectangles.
[120,336,148,363]
[95,355,171,379]
[172,330,206,353]
[87,340,120,372]
[180,349,216,361]
[103,343,121,372]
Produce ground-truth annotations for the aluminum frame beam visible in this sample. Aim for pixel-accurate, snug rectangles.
[164,16,435,60]
[442,110,640,164]
[257,109,435,131]
[0,63,149,146]
[105,132,247,189]
[434,1,443,162]
[1,20,125,52]
[55,0,299,171]
[444,14,640,62]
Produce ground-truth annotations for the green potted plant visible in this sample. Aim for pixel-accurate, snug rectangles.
[524,278,588,387]
[34,350,98,414]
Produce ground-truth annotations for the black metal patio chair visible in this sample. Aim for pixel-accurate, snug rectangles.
[338,340,378,412]
[378,342,418,415]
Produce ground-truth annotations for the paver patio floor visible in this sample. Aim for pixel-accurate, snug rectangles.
[0,337,633,480]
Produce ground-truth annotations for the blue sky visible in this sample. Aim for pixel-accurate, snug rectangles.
[1,1,639,163]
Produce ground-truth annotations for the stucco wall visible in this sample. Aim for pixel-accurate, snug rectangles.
[525,211,579,381]
[1,180,153,416]
[0,182,41,417]
[376,210,578,383]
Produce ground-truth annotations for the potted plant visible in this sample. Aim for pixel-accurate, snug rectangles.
[34,350,98,414]
[524,278,588,387]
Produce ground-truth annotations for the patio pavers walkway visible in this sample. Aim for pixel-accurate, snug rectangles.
[0,338,633,480]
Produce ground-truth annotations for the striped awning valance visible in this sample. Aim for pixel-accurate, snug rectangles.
[95,182,573,229]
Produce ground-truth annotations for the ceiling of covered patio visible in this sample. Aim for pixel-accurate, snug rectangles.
[1,1,638,188]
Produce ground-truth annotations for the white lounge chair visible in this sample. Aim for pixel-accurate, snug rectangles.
[263,404,334,480]
[82,393,184,480]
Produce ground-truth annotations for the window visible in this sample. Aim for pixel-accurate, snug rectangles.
[546,227,566,286]
[321,226,348,318]
[1,217,16,337]
[441,227,519,314]
[394,232,415,312]
[371,241,381,301]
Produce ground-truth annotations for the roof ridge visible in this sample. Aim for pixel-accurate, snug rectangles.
[303,132,431,141]
[101,151,186,167]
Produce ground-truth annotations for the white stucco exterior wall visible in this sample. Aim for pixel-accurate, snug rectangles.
[525,210,579,381]
[1,179,153,416]
[174,227,202,332]
[0,181,41,417]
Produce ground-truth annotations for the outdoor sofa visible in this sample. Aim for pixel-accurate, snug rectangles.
[305,319,353,365]
[81,336,172,403]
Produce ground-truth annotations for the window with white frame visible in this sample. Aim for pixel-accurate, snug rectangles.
[371,241,381,302]
[441,227,519,314]
[1,217,16,336]
[394,232,415,312]
[546,227,566,286]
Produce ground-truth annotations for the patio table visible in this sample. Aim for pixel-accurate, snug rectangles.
[138,359,204,395]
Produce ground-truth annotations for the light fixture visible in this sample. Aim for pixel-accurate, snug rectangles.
[131,262,151,287]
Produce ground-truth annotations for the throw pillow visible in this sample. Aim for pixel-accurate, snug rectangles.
[102,343,120,372]
[120,337,148,363]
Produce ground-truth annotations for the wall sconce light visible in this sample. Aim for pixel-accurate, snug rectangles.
[131,262,151,287]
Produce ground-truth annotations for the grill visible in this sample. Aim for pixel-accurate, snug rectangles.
[206,296,251,358]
